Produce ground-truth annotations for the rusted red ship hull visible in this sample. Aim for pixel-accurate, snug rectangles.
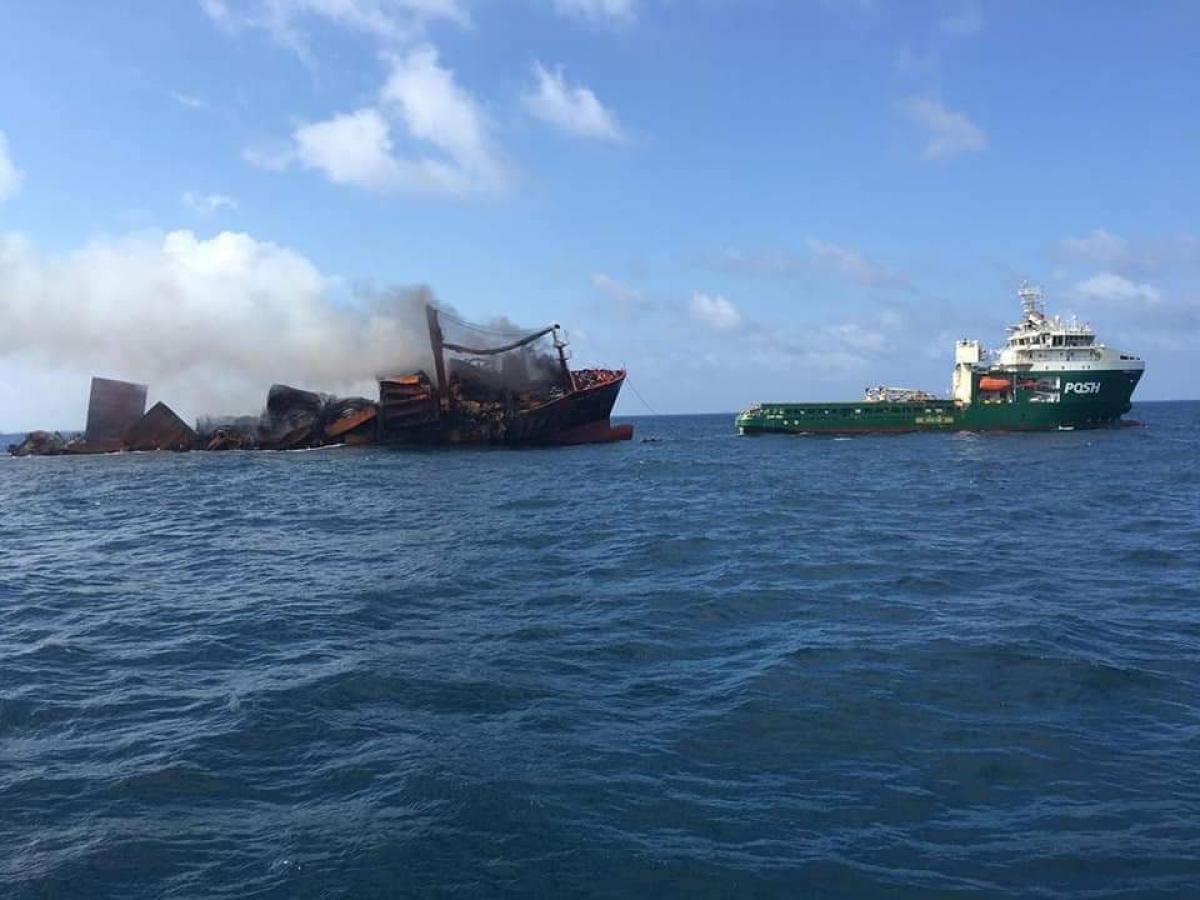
[379,368,631,447]
[509,371,630,445]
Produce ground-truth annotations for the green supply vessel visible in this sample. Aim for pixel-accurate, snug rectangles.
[736,284,1144,435]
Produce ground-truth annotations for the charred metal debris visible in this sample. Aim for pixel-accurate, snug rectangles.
[9,304,632,456]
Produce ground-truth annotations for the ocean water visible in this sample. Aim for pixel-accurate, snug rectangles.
[3,403,1199,899]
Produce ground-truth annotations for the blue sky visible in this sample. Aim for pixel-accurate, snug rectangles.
[0,0,1197,429]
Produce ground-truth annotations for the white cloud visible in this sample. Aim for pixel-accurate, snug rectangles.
[715,248,804,278]
[806,239,910,289]
[304,0,470,35]
[200,0,233,27]
[182,191,238,215]
[0,228,438,424]
[895,44,941,79]
[523,63,623,140]
[591,272,638,303]
[1059,228,1129,265]
[897,95,986,160]
[688,292,742,332]
[1073,273,1162,309]
[171,91,211,111]
[939,0,984,37]
[552,0,636,24]
[278,45,505,195]
[0,130,24,203]
[295,108,406,189]
[716,241,910,290]
[378,44,504,189]
[819,0,879,15]
[751,321,885,375]
[201,0,470,51]
[591,272,653,316]
[823,322,886,352]
[243,143,296,171]
[1056,228,1200,278]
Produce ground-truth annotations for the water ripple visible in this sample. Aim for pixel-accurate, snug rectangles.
[2,405,1199,898]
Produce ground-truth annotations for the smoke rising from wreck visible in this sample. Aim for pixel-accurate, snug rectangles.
[439,311,564,395]
[0,230,560,424]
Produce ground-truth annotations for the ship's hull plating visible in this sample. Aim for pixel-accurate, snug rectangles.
[382,372,630,446]
[737,368,1142,435]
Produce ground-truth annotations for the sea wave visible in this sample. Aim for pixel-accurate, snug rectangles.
[3,405,1199,898]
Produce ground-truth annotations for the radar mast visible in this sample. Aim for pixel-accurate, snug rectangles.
[1018,281,1045,320]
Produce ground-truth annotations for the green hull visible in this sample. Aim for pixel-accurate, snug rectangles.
[737,369,1143,435]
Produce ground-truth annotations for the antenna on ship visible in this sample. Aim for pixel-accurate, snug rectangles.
[1018,281,1044,320]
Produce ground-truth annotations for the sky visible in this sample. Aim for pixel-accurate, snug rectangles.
[0,0,1197,430]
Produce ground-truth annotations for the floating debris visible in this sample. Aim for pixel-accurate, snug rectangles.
[196,416,259,451]
[8,431,67,457]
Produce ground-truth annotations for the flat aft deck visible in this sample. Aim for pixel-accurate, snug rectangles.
[739,401,957,434]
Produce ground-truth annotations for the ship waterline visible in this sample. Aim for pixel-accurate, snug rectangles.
[737,285,1145,435]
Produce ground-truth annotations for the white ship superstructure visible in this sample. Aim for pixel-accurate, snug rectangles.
[953,283,1145,404]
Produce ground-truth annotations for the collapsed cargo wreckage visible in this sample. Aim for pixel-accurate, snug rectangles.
[7,305,632,455]
[197,388,379,451]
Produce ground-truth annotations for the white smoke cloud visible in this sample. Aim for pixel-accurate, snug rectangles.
[0,229,437,425]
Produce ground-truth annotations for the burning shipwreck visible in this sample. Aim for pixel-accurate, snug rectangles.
[8,305,632,456]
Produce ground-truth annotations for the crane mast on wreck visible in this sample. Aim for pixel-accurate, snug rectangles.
[424,304,575,413]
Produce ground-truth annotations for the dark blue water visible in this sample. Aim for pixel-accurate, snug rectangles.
[3,404,1200,899]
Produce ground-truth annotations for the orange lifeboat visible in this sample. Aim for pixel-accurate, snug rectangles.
[977,376,1011,392]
